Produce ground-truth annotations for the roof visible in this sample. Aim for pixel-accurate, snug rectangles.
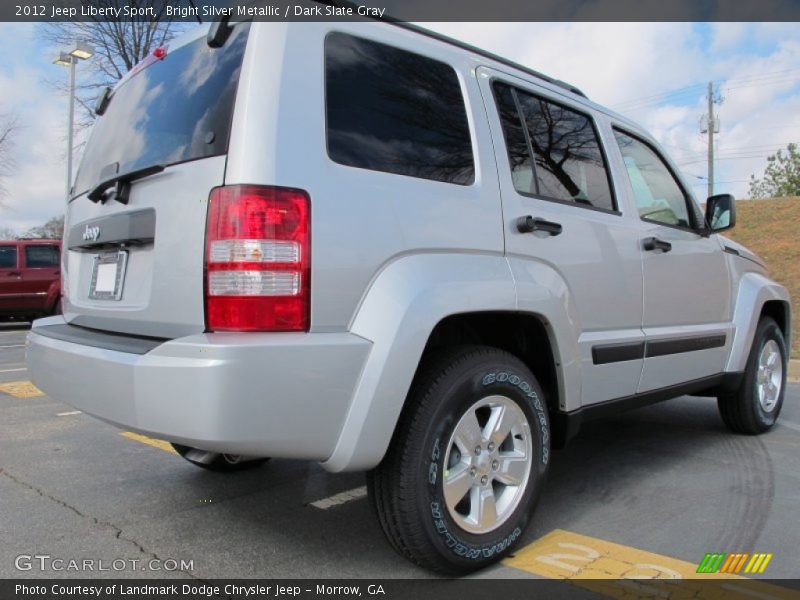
[315,1,588,98]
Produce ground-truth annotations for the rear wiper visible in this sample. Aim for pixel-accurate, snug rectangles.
[94,86,113,116]
[87,163,165,204]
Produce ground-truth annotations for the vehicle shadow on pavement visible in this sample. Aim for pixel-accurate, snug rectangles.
[526,395,776,560]
[1,388,788,578]
[123,394,777,577]
[0,321,31,332]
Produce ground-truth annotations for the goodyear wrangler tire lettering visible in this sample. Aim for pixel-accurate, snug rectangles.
[482,370,549,465]
[367,346,551,574]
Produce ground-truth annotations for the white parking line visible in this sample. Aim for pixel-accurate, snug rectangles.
[57,410,82,417]
[310,486,367,510]
[0,367,27,373]
[0,344,26,349]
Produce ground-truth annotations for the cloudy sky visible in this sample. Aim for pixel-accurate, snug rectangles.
[1,21,799,232]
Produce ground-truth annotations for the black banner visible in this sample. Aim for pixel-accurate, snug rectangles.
[3,0,800,22]
[4,579,800,600]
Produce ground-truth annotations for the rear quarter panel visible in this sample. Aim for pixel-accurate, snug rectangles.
[225,22,505,332]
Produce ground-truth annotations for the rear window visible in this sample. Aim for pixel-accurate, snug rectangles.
[325,32,475,186]
[0,246,16,268]
[73,24,250,198]
[25,245,60,267]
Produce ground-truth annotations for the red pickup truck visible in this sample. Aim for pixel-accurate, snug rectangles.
[0,239,62,321]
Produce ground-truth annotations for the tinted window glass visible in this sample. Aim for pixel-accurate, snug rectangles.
[614,130,691,228]
[493,82,614,211]
[325,32,474,185]
[0,246,16,268]
[25,245,60,267]
[74,24,250,198]
[492,82,536,194]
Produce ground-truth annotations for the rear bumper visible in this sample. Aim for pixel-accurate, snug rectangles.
[27,316,371,460]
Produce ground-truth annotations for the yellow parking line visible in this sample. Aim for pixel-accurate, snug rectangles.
[0,380,44,399]
[120,431,177,455]
[503,529,793,599]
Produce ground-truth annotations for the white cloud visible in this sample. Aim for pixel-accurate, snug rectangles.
[710,23,748,53]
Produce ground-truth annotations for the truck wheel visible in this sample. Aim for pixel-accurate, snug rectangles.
[171,444,269,472]
[367,346,550,574]
[718,317,787,434]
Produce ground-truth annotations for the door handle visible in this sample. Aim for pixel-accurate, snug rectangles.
[642,237,672,253]
[8,271,22,277]
[517,215,563,236]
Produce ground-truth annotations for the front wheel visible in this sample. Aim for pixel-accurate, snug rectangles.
[171,444,270,472]
[718,317,787,434]
[368,346,550,574]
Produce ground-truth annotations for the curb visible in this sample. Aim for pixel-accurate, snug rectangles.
[790,359,800,383]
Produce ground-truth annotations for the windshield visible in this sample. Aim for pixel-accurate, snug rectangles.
[73,24,250,199]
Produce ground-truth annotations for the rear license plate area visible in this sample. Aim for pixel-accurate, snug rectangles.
[89,250,128,301]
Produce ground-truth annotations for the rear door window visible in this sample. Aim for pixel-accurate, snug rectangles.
[325,32,475,185]
[493,81,616,212]
[25,245,60,268]
[0,245,17,268]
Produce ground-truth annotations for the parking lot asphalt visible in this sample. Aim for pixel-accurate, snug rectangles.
[2,322,800,588]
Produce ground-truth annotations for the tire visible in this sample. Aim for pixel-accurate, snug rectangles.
[367,346,550,574]
[171,444,270,472]
[718,317,787,435]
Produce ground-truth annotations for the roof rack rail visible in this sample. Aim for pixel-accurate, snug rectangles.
[313,0,588,99]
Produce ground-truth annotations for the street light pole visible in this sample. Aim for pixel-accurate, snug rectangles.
[54,42,95,203]
[66,55,76,204]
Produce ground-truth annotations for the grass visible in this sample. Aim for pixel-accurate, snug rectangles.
[723,197,800,358]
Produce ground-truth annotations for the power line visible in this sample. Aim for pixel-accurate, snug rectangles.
[668,141,798,161]
[677,155,777,166]
[612,67,800,112]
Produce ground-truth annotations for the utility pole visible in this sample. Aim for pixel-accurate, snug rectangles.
[707,81,714,197]
[702,82,722,197]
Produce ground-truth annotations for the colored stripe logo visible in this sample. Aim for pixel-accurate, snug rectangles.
[697,552,773,574]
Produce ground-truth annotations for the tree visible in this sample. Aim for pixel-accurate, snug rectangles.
[41,1,187,128]
[748,143,800,199]
[0,111,19,206]
[0,225,18,240]
[23,215,65,240]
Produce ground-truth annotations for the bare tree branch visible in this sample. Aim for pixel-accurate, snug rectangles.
[40,1,189,129]
[23,215,65,239]
[0,112,21,207]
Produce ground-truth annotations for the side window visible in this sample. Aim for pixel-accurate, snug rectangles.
[492,81,615,212]
[613,130,692,228]
[0,246,17,268]
[25,245,60,268]
[325,32,474,185]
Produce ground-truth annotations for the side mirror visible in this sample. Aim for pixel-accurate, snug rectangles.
[705,193,736,233]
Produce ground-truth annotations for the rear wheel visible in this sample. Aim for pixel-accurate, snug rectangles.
[718,317,787,434]
[171,444,269,472]
[368,346,550,574]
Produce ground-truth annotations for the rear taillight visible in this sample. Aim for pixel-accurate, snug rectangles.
[205,185,310,332]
